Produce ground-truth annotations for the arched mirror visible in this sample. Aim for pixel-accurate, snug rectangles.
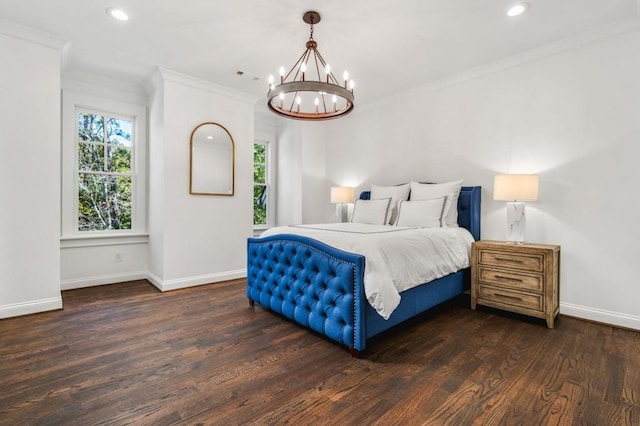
[189,122,235,196]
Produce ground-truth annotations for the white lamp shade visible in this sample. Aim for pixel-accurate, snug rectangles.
[331,186,355,204]
[493,174,539,201]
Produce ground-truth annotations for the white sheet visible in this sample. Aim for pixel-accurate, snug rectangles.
[260,223,475,320]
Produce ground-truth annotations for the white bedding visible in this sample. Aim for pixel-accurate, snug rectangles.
[260,223,475,320]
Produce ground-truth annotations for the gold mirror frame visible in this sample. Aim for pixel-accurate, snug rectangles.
[189,122,235,196]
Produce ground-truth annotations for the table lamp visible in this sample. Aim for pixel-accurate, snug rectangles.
[331,186,355,222]
[493,174,539,243]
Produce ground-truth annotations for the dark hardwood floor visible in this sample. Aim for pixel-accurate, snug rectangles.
[1,279,639,425]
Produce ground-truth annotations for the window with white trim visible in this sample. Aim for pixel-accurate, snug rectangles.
[76,110,134,231]
[253,141,272,227]
[61,92,146,238]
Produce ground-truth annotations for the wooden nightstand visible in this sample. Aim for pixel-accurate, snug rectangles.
[471,240,560,328]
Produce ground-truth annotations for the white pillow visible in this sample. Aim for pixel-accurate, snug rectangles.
[370,183,410,225]
[351,198,391,225]
[409,180,463,227]
[395,198,446,228]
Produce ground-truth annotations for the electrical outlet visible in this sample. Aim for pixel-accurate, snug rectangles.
[114,252,123,262]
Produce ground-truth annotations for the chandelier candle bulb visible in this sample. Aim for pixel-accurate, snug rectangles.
[279,66,285,83]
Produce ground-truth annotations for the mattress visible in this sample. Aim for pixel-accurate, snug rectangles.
[260,223,475,319]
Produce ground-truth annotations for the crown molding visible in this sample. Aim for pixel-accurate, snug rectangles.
[151,67,259,105]
[0,18,66,50]
[359,16,640,114]
[62,69,148,105]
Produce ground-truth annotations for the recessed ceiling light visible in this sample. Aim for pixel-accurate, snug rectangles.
[106,7,129,21]
[507,2,530,17]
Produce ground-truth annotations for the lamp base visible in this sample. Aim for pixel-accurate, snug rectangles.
[506,201,526,243]
[336,204,349,223]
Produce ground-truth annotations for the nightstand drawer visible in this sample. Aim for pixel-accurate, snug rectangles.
[479,250,543,272]
[478,285,543,312]
[478,267,543,293]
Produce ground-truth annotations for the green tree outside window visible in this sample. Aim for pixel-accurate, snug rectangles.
[253,143,268,226]
[77,112,133,231]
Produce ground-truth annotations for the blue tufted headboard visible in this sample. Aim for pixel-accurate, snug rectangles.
[358,186,481,241]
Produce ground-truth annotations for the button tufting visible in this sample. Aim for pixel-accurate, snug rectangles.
[248,237,360,351]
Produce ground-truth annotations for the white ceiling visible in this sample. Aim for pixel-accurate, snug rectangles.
[1,0,638,105]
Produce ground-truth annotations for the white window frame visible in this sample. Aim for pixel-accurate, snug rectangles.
[61,91,146,241]
[253,139,274,231]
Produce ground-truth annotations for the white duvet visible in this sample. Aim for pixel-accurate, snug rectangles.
[260,223,475,320]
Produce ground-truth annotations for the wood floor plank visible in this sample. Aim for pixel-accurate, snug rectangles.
[1,279,639,425]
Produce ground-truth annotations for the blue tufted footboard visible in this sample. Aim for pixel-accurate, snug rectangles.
[247,234,367,353]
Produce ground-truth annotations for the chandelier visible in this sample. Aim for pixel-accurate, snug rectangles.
[267,11,355,121]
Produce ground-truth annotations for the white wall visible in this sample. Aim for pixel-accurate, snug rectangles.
[0,26,63,317]
[301,123,334,224]
[60,238,148,290]
[275,120,335,225]
[275,119,303,226]
[321,28,640,329]
[147,71,165,284]
[147,69,256,290]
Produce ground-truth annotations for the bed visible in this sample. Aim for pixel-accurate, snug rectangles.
[247,185,481,356]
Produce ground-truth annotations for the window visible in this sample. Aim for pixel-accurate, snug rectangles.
[61,91,146,239]
[76,111,134,231]
[253,141,270,227]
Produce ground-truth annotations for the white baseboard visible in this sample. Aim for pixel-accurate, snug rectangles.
[0,296,63,319]
[146,269,247,292]
[145,271,163,290]
[62,269,247,292]
[560,302,640,331]
[61,271,148,290]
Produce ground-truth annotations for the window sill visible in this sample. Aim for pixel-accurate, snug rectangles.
[60,233,149,248]
[252,227,271,237]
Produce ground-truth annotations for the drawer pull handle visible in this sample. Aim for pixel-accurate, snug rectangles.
[494,275,523,283]
[494,257,524,264]
[495,293,523,302]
